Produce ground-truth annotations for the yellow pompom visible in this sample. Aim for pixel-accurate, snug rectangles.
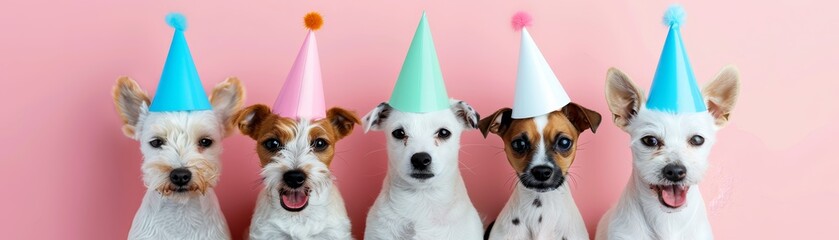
[304,12,323,31]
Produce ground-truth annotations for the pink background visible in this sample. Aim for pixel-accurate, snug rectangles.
[2,0,837,239]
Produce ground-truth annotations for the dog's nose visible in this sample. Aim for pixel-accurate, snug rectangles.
[662,164,687,182]
[283,170,307,188]
[411,152,432,170]
[530,166,553,181]
[169,168,192,186]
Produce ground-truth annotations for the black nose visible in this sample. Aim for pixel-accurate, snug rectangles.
[530,166,554,181]
[662,164,687,182]
[169,168,192,186]
[411,152,432,170]
[283,170,307,188]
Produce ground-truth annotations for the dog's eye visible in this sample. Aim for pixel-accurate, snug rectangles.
[392,128,407,140]
[511,139,529,154]
[436,128,451,140]
[311,138,329,151]
[149,138,164,148]
[640,136,660,147]
[689,135,705,146]
[198,138,213,148]
[555,136,573,152]
[262,138,282,152]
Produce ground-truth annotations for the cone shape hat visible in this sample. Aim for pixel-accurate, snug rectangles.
[388,12,450,113]
[272,30,326,120]
[646,5,706,113]
[149,13,212,112]
[511,28,571,119]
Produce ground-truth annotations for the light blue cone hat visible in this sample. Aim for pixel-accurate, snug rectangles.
[149,13,212,112]
[646,5,706,113]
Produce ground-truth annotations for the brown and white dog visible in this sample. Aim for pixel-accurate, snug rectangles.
[233,104,359,240]
[479,103,601,240]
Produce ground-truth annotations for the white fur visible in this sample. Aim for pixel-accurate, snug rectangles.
[596,109,716,240]
[489,115,589,240]
[248,120,352,240]
[362,100,483,240]
[128,110,231,240]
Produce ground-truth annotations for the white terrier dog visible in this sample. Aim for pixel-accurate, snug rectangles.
[595,67,740,240]
[113,76,244,240]
[479,103,601,240]
[362,100,484,240]
[233,104,359,240]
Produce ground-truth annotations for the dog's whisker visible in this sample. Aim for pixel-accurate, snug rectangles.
[362,147,388,158]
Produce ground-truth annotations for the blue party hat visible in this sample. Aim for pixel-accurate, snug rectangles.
[646,5,706,113]
[149,13,212,112]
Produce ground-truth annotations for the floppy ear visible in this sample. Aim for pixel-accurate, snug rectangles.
[478,108,513,138]
[210,77,246,137]
[112,76,151,139]
[232,104,273,139]
[361,103,392,133]
[450,99,480,129]
[703,66,740,128]
[326,107,361,140]
[561,102,603,134]
[605,68,644,130]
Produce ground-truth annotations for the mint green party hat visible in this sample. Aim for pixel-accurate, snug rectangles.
[388,12,450,113]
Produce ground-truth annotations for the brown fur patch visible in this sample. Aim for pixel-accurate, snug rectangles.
[233,105,359,168]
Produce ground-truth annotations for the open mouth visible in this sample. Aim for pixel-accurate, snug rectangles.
[410,172,435,180]
[652,184,689,208]
[279,188,309,212]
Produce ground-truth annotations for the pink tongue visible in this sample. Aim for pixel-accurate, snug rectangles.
[281,191,308,209]
[661,185,688,207]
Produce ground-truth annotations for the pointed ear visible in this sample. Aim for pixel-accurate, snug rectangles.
[561,102,603,134]
[361,103,392,133]
[703,66,740,128]
[210,77,246,137]
[112,76,150,139]
[232,104,272,139]
[450,99,480,129]
[605,68,644,130]
[478,108,513,138]
[326,107,361,140]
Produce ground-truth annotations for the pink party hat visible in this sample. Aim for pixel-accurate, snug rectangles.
[273,12,326,120]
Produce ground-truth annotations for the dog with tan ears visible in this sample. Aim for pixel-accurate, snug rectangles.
[114,76,244,240]
[235,12,357,240]
[234,105,358,239]
[479,104,601,240]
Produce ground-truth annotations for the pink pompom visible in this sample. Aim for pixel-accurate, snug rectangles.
[511,11,532,31]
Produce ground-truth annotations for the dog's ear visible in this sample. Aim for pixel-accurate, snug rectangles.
[361,103,392,133]
[478,108,513,138]
[232,104,272,139]
[561,102,603,134]
[326,107,361,140]
[605,67,644,130]
[112,76,151,139]
[703,66,740,128]
[210,77,246,137]
[450,100,480,129]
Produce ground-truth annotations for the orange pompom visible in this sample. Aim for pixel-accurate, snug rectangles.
[304,12,323,31]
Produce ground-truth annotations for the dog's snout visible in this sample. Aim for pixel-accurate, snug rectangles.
[410,152,432,170]
[662,164,687,182]
[169,168,192,186]
[530,166,553,181]
[283,170,307,188]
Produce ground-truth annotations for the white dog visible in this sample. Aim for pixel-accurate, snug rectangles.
[595,67,740,240]
[113,76,244,240]
[232,104,359,239]
[362,100,484,240]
